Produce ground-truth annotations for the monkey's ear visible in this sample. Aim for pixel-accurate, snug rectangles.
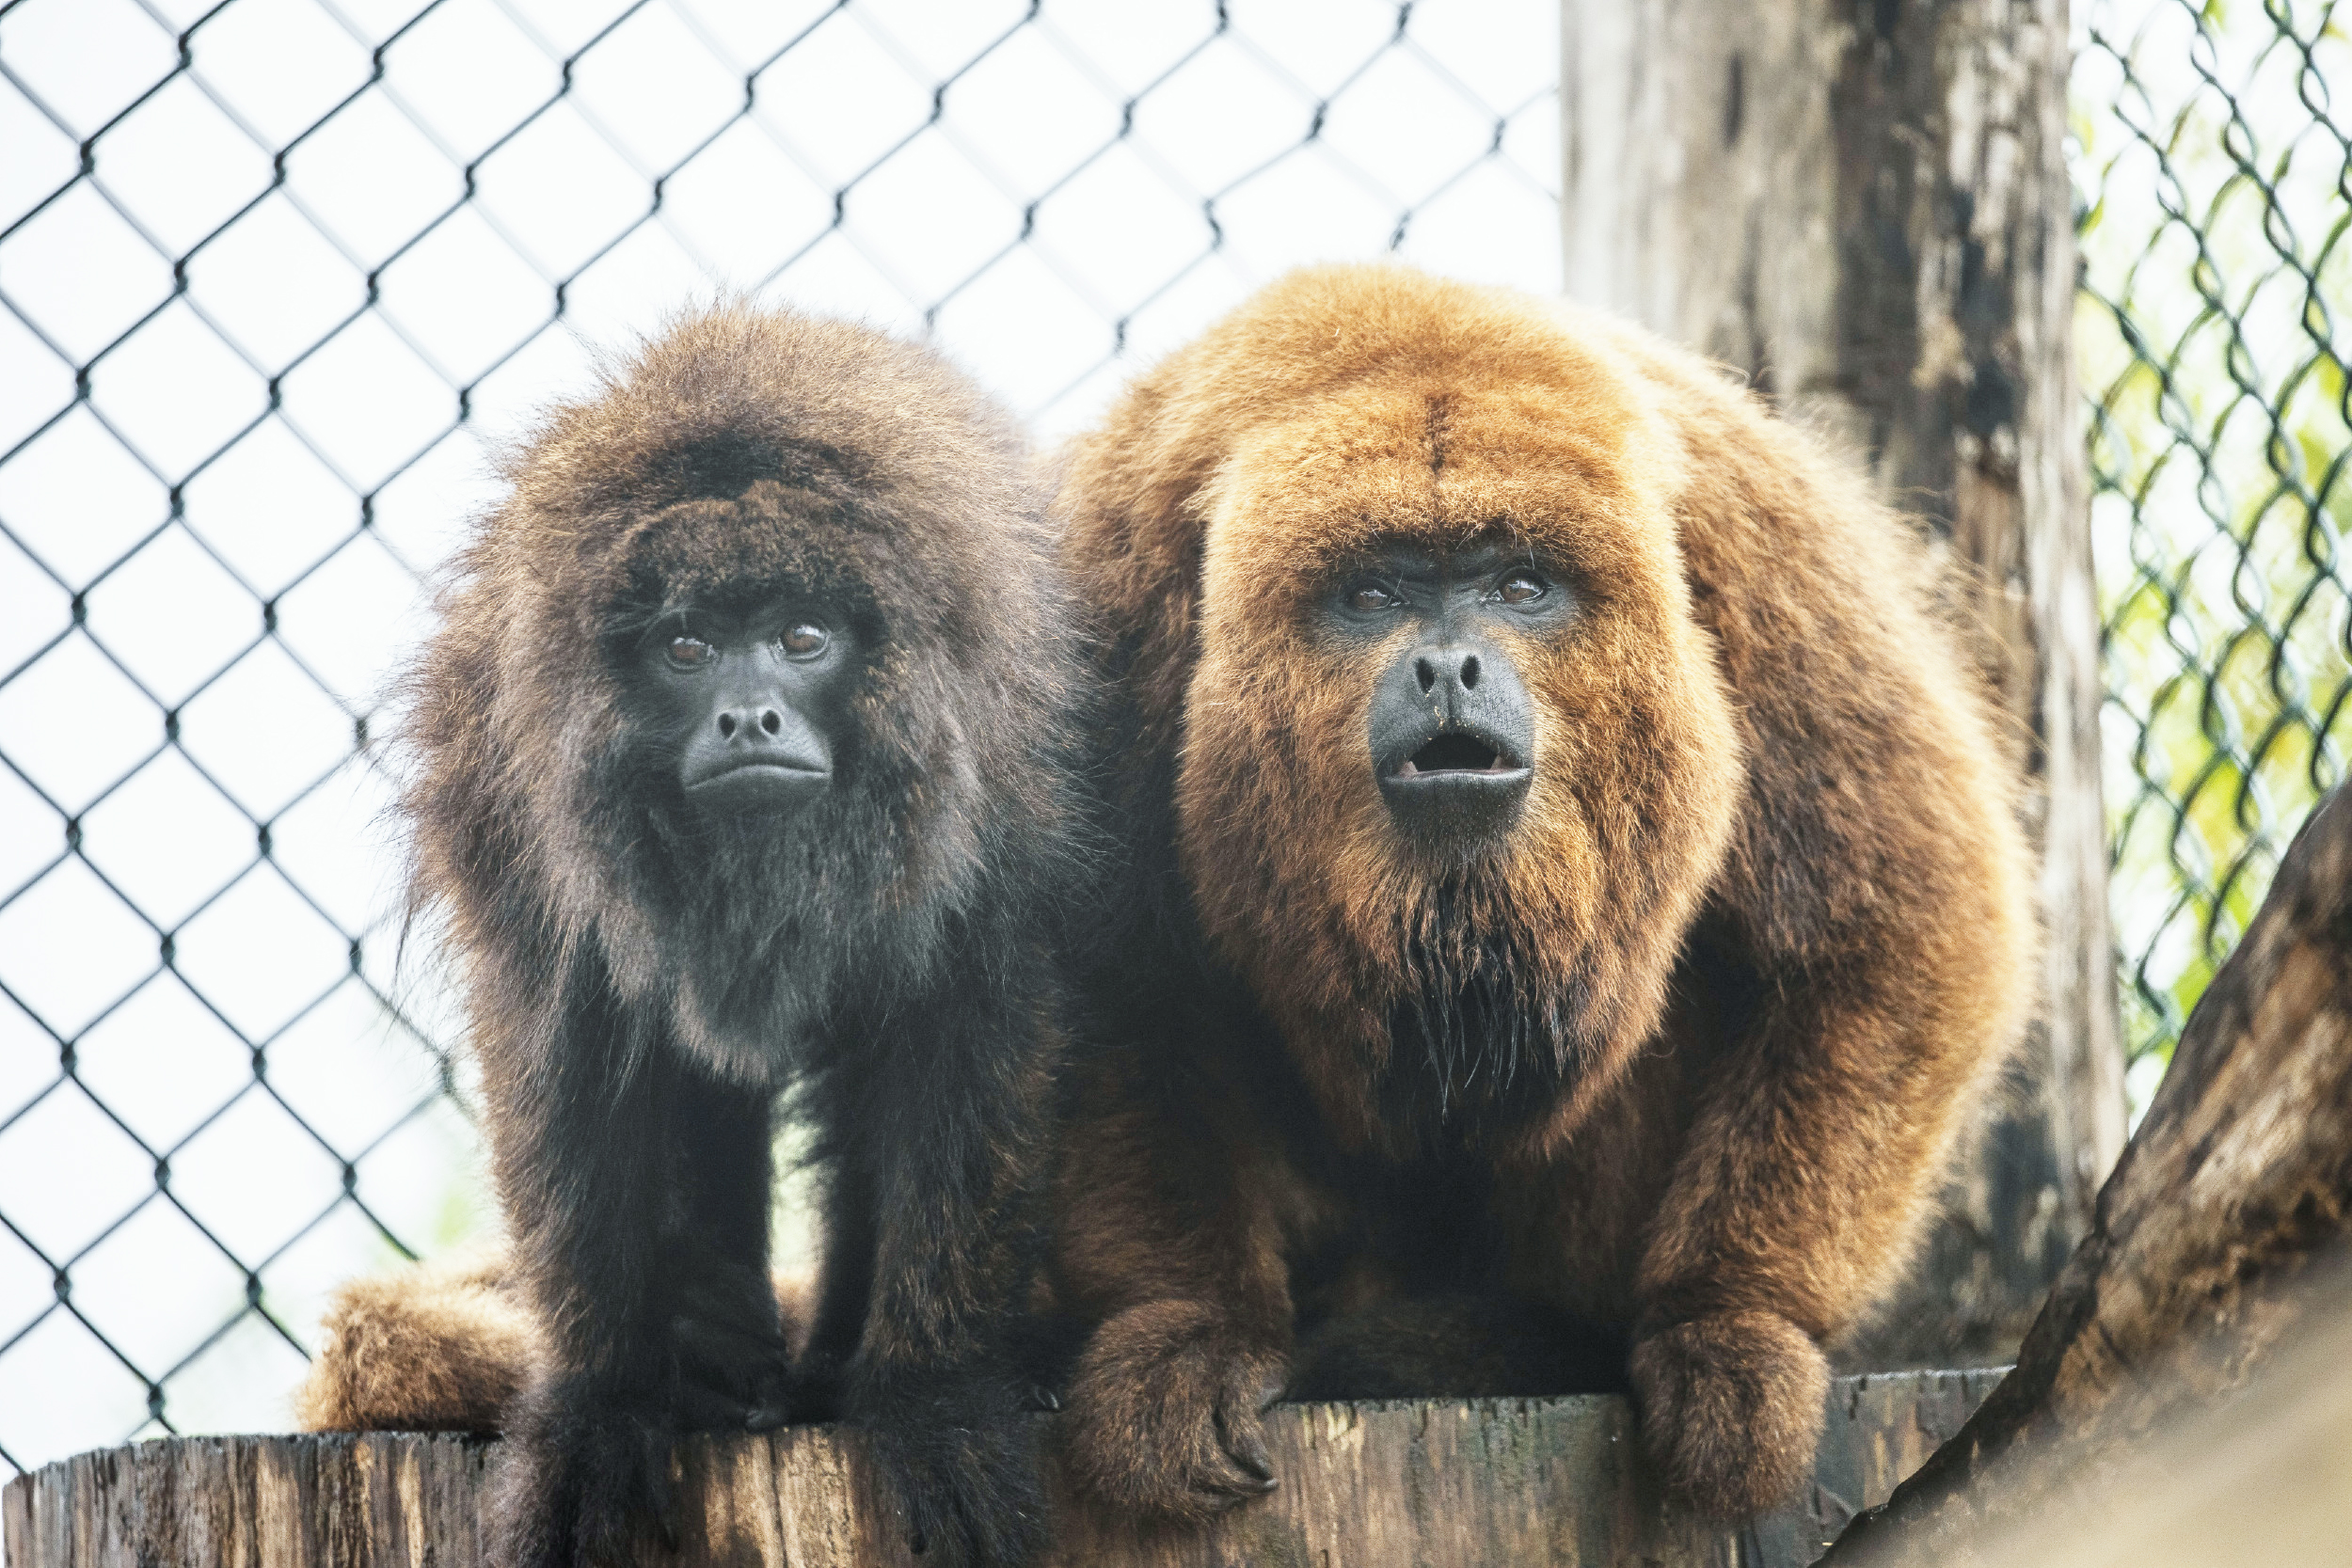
[293,1250,543,1434]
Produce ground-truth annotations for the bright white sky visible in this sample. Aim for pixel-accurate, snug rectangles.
[0,0,1561,1477]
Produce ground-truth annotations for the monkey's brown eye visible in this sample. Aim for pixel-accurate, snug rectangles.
[780,622,829,657]
[666,636,715,668]
[1496,571,1548,605]
[1346,583,1400,613]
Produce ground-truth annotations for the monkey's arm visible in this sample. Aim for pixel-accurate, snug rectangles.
[1629,440,2035,1520]
[1049,1012,1297,1523]
[1629,923,2018,1517]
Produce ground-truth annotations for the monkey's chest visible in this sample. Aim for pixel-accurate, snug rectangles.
[1285,1149,1512,1324]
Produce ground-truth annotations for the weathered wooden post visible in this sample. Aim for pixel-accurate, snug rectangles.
[1562,0,2124,1365]
[3,1375,1998,1568]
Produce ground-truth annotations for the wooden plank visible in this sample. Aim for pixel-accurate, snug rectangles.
[7,1372,1994,1568]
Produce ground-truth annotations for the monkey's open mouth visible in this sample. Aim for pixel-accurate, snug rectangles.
[1393,732,1520,777]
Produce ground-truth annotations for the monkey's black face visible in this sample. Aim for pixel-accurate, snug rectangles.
[633,595,859,817]
[1323,541,1562,847]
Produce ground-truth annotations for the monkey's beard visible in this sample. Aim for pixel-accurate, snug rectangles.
[617,777,964,1088]
[1369,875,1597,1155]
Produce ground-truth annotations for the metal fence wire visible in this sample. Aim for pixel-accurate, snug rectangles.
[0,0,1564,1477]
[0,0,2342,1489]
[2074,0,2351,1096]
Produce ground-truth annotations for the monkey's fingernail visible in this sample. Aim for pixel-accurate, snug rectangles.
[744,1404,787,1432]
[1025,1385,1063,1412]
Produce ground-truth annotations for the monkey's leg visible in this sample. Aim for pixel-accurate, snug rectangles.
[839,965,1063,1567]
[1052,1040,1295,1524]
[484,976,735,1568]
[662,1065,796,1432]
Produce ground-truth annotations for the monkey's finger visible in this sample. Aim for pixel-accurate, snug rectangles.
[1212,1397,1277,1484]
[1223,1421,1275,1484]
[1190,1438,1279,1504]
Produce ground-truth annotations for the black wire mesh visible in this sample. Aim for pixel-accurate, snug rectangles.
[0,0,1561,1478]
[2073,0,2351,1098]
[0,0,2344,1492]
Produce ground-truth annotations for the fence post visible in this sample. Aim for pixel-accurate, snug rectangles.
[1559,0,2124,1365]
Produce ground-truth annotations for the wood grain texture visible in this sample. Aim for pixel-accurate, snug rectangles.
[1820,787,2352,1565]
[1560,0,2124,1370]
[6,1372,1998,1568]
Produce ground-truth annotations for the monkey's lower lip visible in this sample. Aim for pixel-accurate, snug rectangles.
[686,761,831,813]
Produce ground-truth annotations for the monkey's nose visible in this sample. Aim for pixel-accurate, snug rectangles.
[1411,646,1483,697]
[715,707,787,739]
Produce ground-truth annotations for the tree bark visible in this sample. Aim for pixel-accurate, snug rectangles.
[1819,786,2352,1565]
[3,1373,1997,1568]
[1560,0,2123,1367]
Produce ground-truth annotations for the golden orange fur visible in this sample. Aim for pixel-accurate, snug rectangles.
[1048,264,2035,1521]
[294,1252,540,1433]
[294,1256,816,1434]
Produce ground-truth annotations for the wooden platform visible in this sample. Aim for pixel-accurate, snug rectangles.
[4,1370,2000,1568]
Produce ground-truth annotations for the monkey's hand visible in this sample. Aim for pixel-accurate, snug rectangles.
[667,1253,797,1432]
[857,1361,1049,1567]
[492,1376,680,1568]
[1062,1300,1285,1522]
[1629,1308,1828,1520]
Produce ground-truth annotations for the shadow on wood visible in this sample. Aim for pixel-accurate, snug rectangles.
[5,1371,1996,1568]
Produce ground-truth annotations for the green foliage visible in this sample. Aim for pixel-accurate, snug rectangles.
[2074,0,2351,1103]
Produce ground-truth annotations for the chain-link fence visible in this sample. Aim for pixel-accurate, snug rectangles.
[2074,0,2351,1103]
[0,0,2344,1496]
[0,0,1563,1481]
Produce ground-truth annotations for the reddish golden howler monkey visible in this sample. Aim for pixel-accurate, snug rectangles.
[299,306,1089,1568]
[1047,265,2035,1523]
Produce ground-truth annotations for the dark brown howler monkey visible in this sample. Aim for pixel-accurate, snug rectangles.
[1047,266,2036,1523]
[376,305,1081,1567]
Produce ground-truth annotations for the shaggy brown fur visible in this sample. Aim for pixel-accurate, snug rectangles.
[301,304,1089,1568]
[294,1252,541,1433]
[293,1256,814,1433]
[1047,265,2035,1522]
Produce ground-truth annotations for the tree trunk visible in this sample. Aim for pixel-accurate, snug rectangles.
[1817,785,2352,1565]
[1560,0,2123,1368]
[3,1373,1996,1568]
